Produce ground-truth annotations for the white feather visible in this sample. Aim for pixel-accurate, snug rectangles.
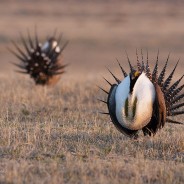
[41,41,49,51]
[41,40,58,52]
[52,41,58,49]
[115,73,155,130]
[115,75,130,125]
[55,46,60,53]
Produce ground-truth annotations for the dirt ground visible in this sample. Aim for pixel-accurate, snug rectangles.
[0,0,183,183]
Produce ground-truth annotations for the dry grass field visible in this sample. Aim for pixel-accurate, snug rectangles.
[0,0,184,183]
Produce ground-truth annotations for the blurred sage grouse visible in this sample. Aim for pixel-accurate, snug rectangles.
[9,30,68,85]
[99,51,184,138]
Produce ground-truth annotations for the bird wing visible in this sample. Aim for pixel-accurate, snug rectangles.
[142,83,166,136]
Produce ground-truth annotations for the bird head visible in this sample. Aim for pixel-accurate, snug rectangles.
[41,37,61,54]
[130,70,140,80]
[129,70,141,93]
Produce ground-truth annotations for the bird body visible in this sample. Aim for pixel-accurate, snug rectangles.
[9,30,68,85]
[115,73,156,130]
[100,51,184,137]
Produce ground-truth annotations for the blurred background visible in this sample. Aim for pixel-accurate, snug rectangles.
[0,0,184,80]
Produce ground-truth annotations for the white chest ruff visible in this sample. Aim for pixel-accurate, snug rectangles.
[115,73,156,130]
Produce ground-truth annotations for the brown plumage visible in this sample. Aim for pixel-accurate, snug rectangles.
[9,30,68,85]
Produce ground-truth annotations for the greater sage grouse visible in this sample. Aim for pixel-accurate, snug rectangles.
[99,51,184,138]
[9,30,68,85]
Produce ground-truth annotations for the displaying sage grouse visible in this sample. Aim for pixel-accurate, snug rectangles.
[9,30,68,85]
[99,51,184,138]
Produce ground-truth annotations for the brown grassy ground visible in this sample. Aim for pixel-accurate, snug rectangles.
[0,1,184,183]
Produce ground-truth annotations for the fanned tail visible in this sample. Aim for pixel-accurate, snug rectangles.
[125,51,134,73]
[141,49,145,72]
[163,60,179,91]
[166,118,184,124]
[9,29,67,85]
[106,67,121,84]
[170,102,184,111]
[145,50,152,79]
[152,50,159,83]
[116,59,127,78]
[166,75,184,96]
[136,49,141,71]
[158,53,170,86]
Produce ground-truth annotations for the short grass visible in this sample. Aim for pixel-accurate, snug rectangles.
[0,74,183,184]
[0,1,184,183]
